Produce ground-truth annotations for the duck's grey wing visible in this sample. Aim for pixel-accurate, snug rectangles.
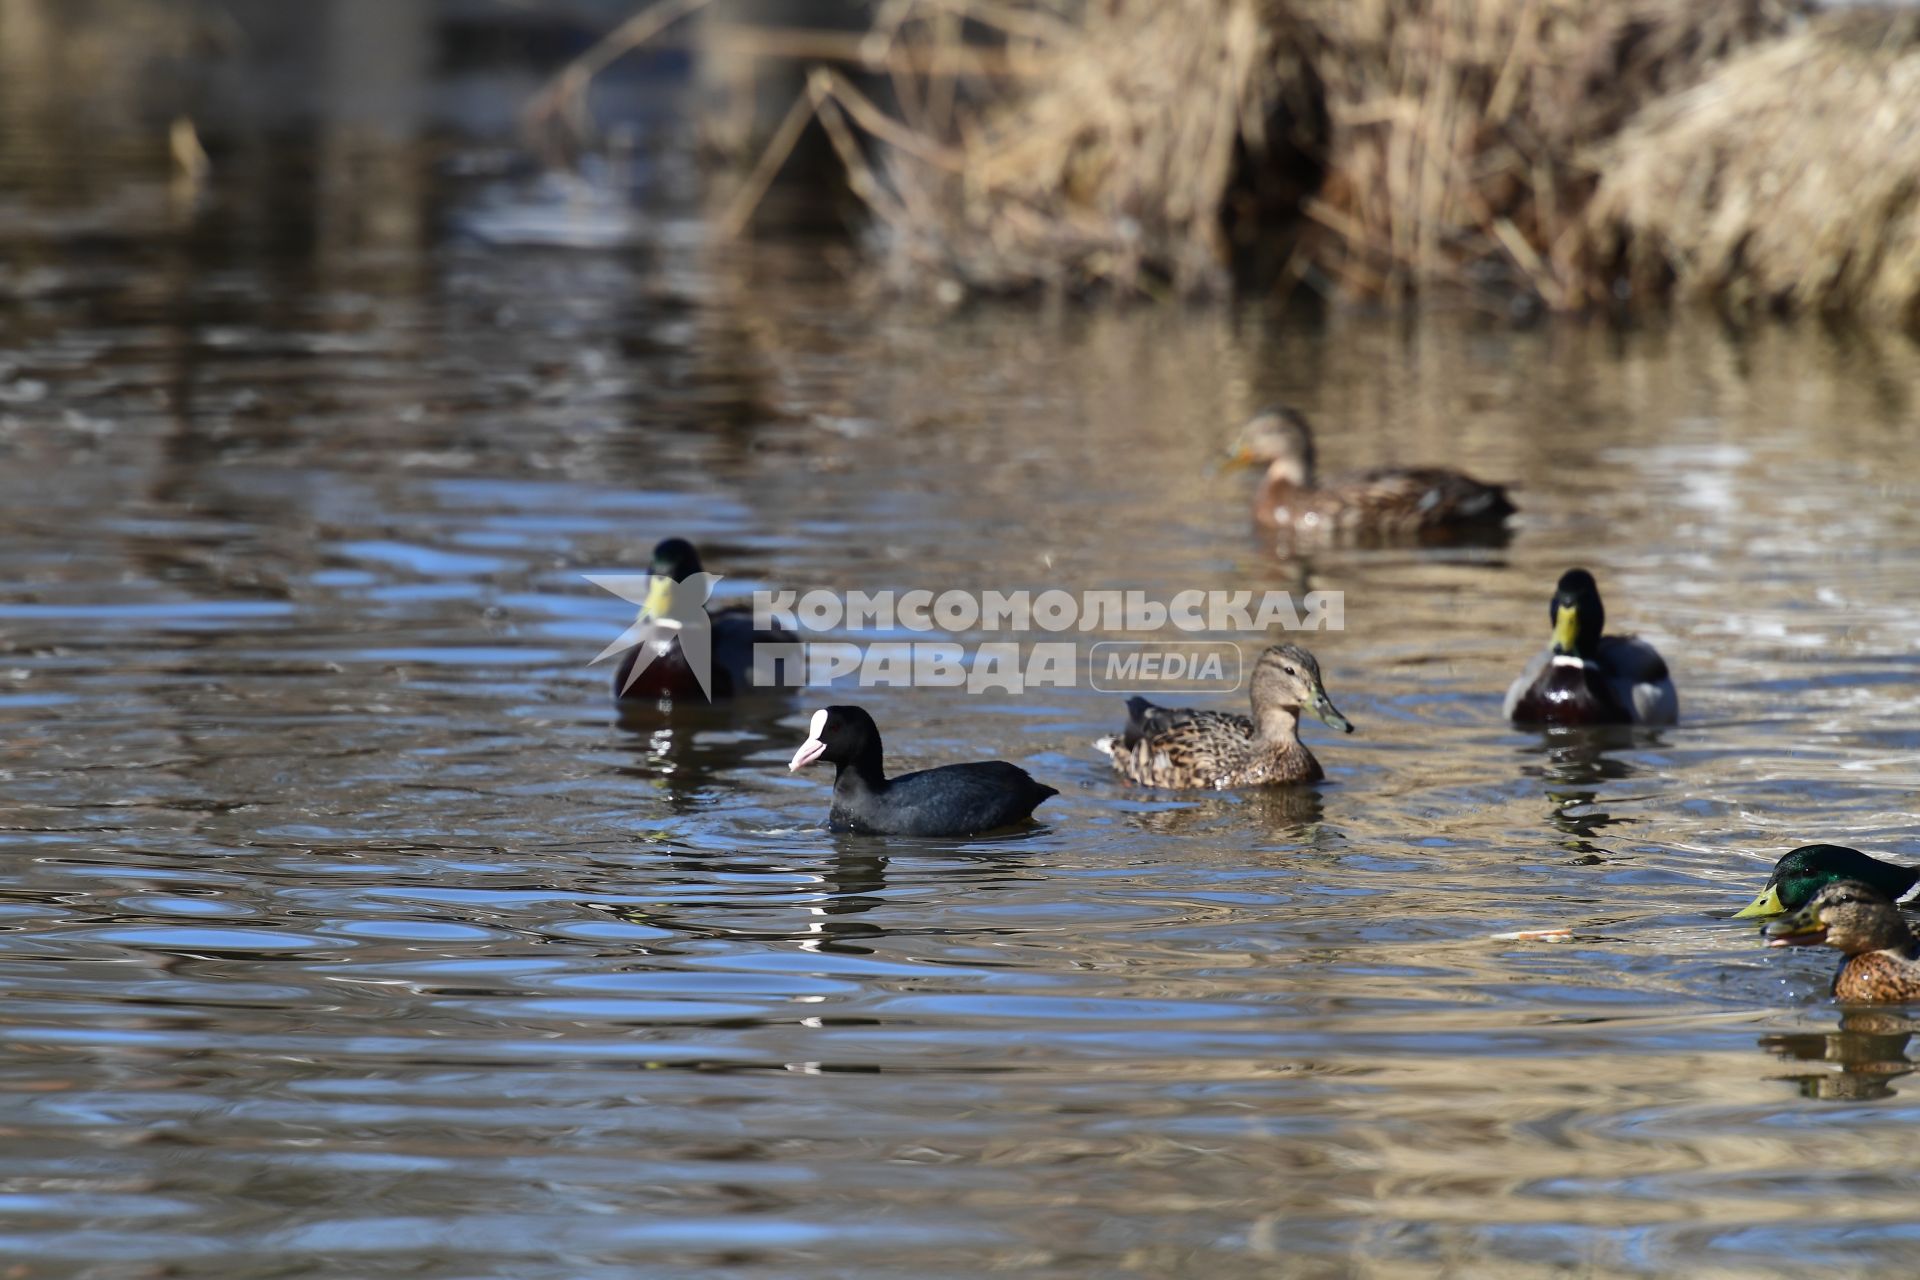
[1598,635,1677,725]
[1503,645,1552,719]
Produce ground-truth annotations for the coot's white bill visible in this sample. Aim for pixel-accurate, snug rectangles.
[788,709,830,772]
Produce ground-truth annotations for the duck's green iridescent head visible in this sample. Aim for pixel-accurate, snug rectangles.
[1734,844,1920,918]
[1549,568,1605,659]
[648,537,704,581]
[645,537,705,616]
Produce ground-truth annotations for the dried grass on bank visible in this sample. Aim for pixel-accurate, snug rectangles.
[1294,0,1803,305]
[854,0,1307,296]
[524,0,1303,295]
[842,0,1803,302]
[1580,9,1920,321]
[539,0,1869,311]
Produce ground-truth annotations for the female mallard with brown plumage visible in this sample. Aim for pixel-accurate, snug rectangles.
[1094,643,1354,788]
[1765,880,1920,1003]
[1226,405,1516,540]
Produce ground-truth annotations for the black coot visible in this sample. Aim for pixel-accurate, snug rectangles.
[787,705,1057,836]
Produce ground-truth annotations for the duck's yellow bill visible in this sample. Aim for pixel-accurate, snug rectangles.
[1733,884,1786,918]
[1218,449,1257,476]
[1552,603,1580,653]
[644,575,674,617]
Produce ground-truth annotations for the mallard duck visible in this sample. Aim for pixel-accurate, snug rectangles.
[1094,643,1354,788]
[1504,568,1678,725]
[1226,405,1515,540]
[610,538,793,701]
[1735,844,1920,918]
[788,705,1058,836]
[1766,881,1920,1003]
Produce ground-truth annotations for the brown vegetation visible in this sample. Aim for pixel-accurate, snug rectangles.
[538,0,1920,321]
[1580,9,1920,322]
[1295,0,1803,305]
[850,0,1318,296]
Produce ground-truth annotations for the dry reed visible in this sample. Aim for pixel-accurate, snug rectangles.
[806,0,1803,301]
[1579,9,1920,321]
[1293,0,1803,305]
[532,0,1920,321]
[816,0,1308,296]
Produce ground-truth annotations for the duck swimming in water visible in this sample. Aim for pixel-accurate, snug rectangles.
[1504,568,1677,726]
[1095,643,1354,789]
[788,705,1057,837]
[1226,405,1515,541]
[1734,844,1920,918]
[609,538,793,702]
[1765,880,1920,1003]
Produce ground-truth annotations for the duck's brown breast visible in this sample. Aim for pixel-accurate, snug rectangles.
[1834,950,1920,1002]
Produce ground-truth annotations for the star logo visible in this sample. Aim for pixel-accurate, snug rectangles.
[585,570,722,698]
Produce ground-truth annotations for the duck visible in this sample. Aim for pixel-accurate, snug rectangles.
[1226,405,1515,540]
[1094,643,1354,788]
[1734,844,1920,918]
[608,538,793,701]
[787,705,1057,836]
[1765,880,1920,1003]
[1504,568,1677,725]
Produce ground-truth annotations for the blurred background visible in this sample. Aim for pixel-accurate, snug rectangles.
[9,0,1914,313]
[9,4,1920,1278]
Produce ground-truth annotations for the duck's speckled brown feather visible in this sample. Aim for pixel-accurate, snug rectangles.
[1106,704,1323,789]
[1833,947,1920,1003]
[1256,466,1516,540]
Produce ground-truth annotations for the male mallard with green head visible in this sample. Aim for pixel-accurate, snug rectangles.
[1095,643,1354,788]
[611,538,793,701]
[1735,844,1920,918]
[1766,880,1920,1003]
[1504,568,1677,725]
[1227,406,1515,540]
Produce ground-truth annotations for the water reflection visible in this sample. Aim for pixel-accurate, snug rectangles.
[1507,726,1670,853]
[1763,1011,1919,1101]
[802,847,890,955]
[1116,785,1329,836]
[1519,726,1657,784]
[611,699,797,811]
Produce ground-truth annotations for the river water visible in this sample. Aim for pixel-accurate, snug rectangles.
[7,22,1920,1278]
